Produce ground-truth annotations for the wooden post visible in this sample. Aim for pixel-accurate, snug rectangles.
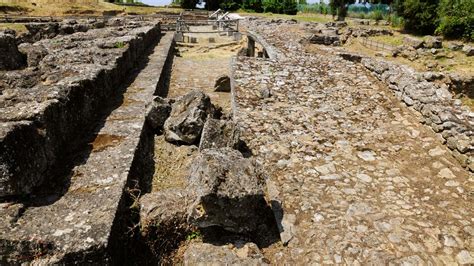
[247,36,255,57]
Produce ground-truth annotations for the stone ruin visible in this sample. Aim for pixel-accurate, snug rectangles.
[0,12,473,265]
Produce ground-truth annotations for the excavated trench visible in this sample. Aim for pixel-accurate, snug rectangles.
[0,18,281,264]
[127,27,282,264]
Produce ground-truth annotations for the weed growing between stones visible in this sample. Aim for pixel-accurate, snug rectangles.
[114,41,126,49]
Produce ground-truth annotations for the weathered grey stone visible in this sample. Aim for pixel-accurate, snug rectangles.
[338,52,363,63]
[17,43,48,67]
[403,36,424,49]
[187,148,267,233]
[309,33,340,46]
[462,45,474,56]
[0,22,162,197]
[164,90,213,144]
[140,188,192,229]
[214,75,231,92]
[0,26,174,264]
[0,33,25,70]
[145,96,172,133]
[199,118,240,151]
[424,36,442,49]
[183,242,266,266]
[448,42,463,51]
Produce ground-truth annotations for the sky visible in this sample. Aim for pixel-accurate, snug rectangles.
[141,0,329,7]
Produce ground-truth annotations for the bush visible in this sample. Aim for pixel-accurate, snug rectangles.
[389,14,404,28]
[241,0,263,12]
[262,0,297,15]
[220,0,241,10]
[370,10,384,21]
[180,0,199,9]
[398,0,440,35]
[436,0,474,41]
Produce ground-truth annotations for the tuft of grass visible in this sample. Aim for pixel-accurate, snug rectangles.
[114,41,126,49]
[186,231,201,241]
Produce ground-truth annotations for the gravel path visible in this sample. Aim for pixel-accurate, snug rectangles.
[233,19,474,265]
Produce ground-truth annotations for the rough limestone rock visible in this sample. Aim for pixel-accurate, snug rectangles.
[403,36,424,49]
[164,90,213,144]
[145,96,172,133]
[214,75,231,92]
[462,45,474,56]
[448,42,463,51]
[309,33,340,46]
[187,148,267,233]
[199,118,240,151]
[424,36,442,49]
[183,242,266,266]
[140,188,192,230]
[17,43,48,67]
[139,188,194,259]
[0,33,25,70]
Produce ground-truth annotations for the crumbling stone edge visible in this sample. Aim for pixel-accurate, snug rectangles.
[0,23,162,197]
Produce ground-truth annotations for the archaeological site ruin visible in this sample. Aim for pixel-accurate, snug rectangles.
[0,7,473,265]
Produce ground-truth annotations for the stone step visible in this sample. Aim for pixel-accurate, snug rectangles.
[0,32,175,264]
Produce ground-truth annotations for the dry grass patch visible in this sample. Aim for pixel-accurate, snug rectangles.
[1,2,181,16]
[239,11,333,23]
[0,22,27,33]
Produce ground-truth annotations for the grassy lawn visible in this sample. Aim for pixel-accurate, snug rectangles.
[370,35,404,46]
[238,11,333,23]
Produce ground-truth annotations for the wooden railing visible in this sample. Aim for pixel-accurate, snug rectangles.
[361,37,395,52]
[176,19,239,34]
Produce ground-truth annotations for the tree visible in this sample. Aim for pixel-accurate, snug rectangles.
[399,0,439,35]
[282,0,298,14]
[205,0,220,10]
[241,0,264,12]
[181,0,199,9]
[329,0,355,21]
[436,0,474,41]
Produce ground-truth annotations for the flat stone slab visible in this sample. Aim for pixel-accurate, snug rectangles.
[0,32,174,264]
[232,19,474,265]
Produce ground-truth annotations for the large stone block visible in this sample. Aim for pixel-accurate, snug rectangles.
[164,90,213,144]
[0,33,25,70]
[199,118,240,151]
[187,148,267,233]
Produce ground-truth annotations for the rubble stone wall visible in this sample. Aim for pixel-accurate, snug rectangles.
[359,57,473,171]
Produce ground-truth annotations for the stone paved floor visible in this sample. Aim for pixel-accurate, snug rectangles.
[233,20,474,265]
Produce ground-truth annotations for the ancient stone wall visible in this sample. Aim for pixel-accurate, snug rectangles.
[359,57,473,171]
[0,20,161,197]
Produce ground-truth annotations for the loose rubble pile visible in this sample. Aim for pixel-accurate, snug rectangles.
[232,18,473,264]
[0,17,160,197]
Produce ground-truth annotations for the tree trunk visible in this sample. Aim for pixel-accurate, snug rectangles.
[337,5,347,21]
